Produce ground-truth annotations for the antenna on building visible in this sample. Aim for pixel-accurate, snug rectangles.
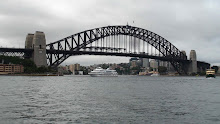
[133,21,135,26]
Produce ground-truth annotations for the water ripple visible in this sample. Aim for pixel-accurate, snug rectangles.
[0,76,220,123]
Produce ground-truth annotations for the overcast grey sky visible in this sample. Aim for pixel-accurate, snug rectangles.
[0,0,219,66]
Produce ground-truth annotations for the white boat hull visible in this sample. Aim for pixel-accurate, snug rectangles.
[89,74,118,77]
[88,67,118,77]
[151,73,160,76]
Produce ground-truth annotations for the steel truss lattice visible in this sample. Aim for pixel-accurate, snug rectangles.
[46,25,189,74]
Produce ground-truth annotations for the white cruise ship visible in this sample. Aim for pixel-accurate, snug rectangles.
[88,67,118,77]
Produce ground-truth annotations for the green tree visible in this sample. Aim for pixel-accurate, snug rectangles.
[158,66,167,74]
[0,55,38,73]
[101,64,108,69]
[0,55,55,74]
[37,66,48,73]
[115,67,123,75]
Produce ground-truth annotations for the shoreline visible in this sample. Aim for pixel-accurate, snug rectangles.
[0,74,63,76]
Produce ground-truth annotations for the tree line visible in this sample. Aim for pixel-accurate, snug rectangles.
[0,56,55,73]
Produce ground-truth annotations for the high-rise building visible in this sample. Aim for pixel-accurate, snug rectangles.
[131,60,137,68]
[150,59,158,71]
[69,64,75,73]
[157,60,175,72]
[75,63,80,71]
[68,63,81,74]
[129,57,138,63]
[110,63,117,69]
[142,58,149,68]
[159,60,168,67]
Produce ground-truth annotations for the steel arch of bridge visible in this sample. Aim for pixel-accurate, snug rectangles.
[46,25,188,74]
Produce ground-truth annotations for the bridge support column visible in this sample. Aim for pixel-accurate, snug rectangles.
[188,50,197,74]
[25,34,34,59]
[32,31,47,67]
[25,34,34,49]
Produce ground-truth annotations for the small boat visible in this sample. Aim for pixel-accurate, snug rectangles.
[139,71,161,76]
[206,68,215,78]
[151,72,160,76]
[88,67,118,77]
[138,71,153,76]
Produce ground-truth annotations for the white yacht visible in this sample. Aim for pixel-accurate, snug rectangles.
[88,67,118,77]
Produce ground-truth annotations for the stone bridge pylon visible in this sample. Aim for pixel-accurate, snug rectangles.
[25,31,47,67]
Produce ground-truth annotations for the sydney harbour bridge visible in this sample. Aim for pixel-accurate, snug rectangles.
[0,25,210,75]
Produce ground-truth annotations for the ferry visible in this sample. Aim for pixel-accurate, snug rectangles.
[206,68,215,78]
[88,67,118,77]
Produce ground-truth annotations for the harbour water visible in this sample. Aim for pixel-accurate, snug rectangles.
[0,76,220,123]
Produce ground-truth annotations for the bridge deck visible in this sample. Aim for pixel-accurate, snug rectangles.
[46,50,190,63]
[0,48,33,52]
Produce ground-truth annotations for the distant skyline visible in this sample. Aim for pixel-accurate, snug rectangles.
[0,0,219,66]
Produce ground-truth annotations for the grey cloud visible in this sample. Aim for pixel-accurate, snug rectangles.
[0,0,219,65]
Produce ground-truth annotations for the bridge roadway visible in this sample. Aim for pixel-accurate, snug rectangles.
[46,49,190,63]
[0,47,209,66]
[0,47,32,53]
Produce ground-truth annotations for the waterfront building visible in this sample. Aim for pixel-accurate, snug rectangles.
[141,58,149,68]
[0,64,24,74]
[75,63,80,71]
[110,63,117,70]
[158,60,175,72]
[150,59,158,71]
[129,57,138,63]
[130,60,137,68]
[65,65,69,71]
[136,59,142,67]
[159,60,168,67]
[69,64,75,73]
[58,66,69,75]
[167,62,175,72]
[67,63,81,74]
